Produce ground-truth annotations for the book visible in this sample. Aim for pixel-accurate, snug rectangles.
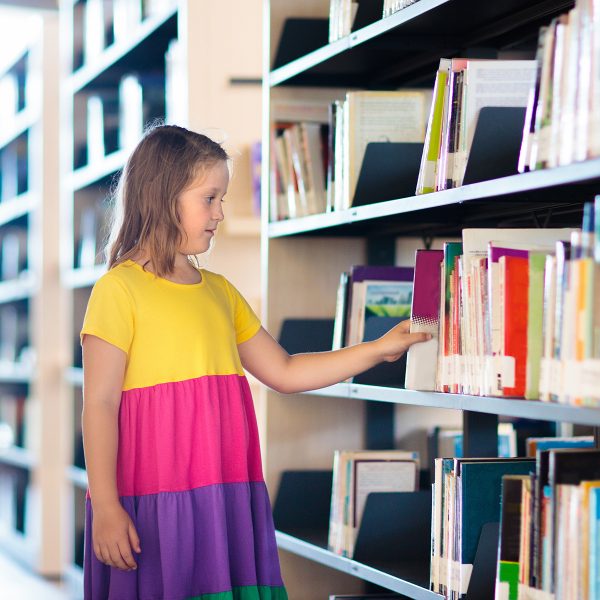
[405,250,443,391]
[343,265,414,349]
[496,475,530,600]
[328,449,419,557]
[342,91,429,209]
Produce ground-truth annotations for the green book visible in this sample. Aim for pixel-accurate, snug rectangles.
[497,475,529,600]
[525,252,548,399]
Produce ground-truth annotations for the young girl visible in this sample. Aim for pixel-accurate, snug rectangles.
[81,124,430,600]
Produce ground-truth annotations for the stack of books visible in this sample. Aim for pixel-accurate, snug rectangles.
[404,200,600,404]
[328,0,359,42]
[520,0,600,172]
[495,445,600,600]
[328,449,420,558]
[416,59,537,195]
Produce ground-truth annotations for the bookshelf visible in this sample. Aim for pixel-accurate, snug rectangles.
[261,0,597,598]
[0,10,65,577]
[58,0,264,583]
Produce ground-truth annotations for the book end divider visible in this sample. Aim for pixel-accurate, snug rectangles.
[352,142,424,207]
[272,471,433,583]
[272,18,329,70]
[352,1,385,33]
[462,106,527,185]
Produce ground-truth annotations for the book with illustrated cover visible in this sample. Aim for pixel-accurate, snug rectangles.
[405,250,443,391]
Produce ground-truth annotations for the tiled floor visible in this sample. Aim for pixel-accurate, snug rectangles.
[0,551,82,600]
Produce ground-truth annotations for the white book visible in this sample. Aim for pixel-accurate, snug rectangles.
[87,95,105,164]
[83,0,106,66]
[458,60,537,185]
[345,91,427,208]
[118,75,144,151]
[165,39,187,126]
[113,0,142,44]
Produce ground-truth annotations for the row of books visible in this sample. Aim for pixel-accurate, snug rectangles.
[0,306,30,365]
[520,0,600,173]
[0,464,29,536]
[328,0,423,43]
[430,438,597,599]
[404,202,600,404]
[76,70,167,170]
[328,449,420,558]
[416,59,537,195]
[271,121,328,220]
[1,135,29,202]
[77,0,176,69]
[495,444,600,600]
[383,0,420,17]
[270,91,429,221]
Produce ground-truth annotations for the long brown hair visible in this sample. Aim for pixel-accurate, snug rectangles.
[106,124,229,277]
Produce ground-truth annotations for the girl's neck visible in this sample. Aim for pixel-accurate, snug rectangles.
[131,252,202,284]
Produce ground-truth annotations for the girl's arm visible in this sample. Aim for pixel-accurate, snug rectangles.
[82,335,141,571]
[238,319,430,394]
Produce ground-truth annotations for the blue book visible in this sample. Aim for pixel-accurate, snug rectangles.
[458,458,536,596]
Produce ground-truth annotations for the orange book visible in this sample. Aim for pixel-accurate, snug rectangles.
[502,255,529,397]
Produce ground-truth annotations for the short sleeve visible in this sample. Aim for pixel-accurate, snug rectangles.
[80,273,134,354]
[224,278,261,344]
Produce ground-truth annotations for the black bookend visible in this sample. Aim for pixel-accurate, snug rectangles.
[272,18,329,69]
[352,142,424,207]
[353,316,406,386]
[462,106,527,185]
[353,490,432,586]
[465,521,500,600]
[352,1,384,31]
[272,470,333,542]
[278,318,335,354]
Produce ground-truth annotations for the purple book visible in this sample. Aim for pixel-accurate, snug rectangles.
[405,250,443,391]
[350,265,414,283]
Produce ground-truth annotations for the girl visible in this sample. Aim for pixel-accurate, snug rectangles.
[81,124,430,600]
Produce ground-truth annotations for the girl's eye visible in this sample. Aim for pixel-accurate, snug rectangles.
[206,197,214,204]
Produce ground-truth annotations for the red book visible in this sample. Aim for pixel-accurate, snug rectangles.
[502,255,529,397]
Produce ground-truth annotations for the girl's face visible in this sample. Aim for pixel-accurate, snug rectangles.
[177,160,229,255]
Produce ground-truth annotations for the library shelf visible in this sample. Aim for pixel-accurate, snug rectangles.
[302,384,600,427]
[268,158,600,239]
[269,0,571,88]
[66,6,178,94]
[0,274,35,305]
[0,108,38,151]
[0,192,37,227]
[0,445,36,470]
[66,465,88,490]
[275,530,442,600]
[0,361,34,385]
[63,265,106,289]
[0,527,37,571]
[66,148,128,192]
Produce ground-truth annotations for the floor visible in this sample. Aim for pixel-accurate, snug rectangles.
[0,551,82,600]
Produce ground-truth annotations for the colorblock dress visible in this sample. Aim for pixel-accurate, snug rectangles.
[80,260,287,600]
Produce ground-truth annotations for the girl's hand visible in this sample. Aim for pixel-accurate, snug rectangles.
[92,503,141,571]
[375,319,432,363]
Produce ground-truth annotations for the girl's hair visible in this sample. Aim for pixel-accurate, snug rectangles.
[105,124,229,277]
